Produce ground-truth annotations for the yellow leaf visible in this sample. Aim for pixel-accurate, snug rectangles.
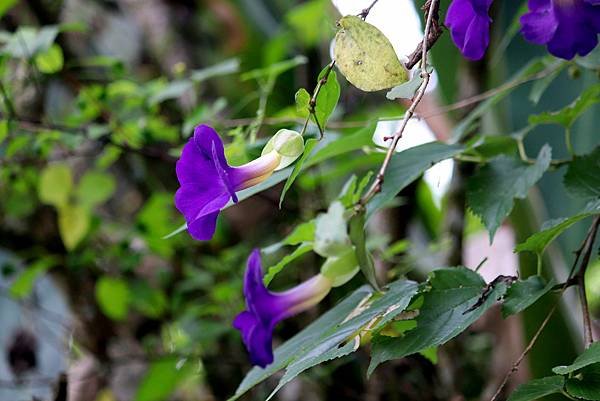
[334,15,408,92]
[58,205,90,250]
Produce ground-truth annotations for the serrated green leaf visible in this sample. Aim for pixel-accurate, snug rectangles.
[95,276,130,320]
[349,210,379,290]
[367,142,464,217]
[76,171,116,209]
[34,43,63,74]
[135,356,192,401]
[369,268,507,375]
[263,243,313,286]
[313,68,340,127]
[502,276,554,317]
[334,15,408,91]
[507,376,565,401]
[515,199,600,254]
[564,147,600,200]
[565,363,600,400]
[529,83,600,128]
[39,164,72,207]
[467,145,551,241]
[553,342,600,375]
[58,204,90,250]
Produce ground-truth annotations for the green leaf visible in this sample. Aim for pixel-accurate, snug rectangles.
[285,0,328,47]
[279,138,318,207]
[76,171,116,209]
[369,267,507,375]
[295,88,310,118]
[263,243,313,286]
[135,356,191,401]
[529,62,565,105]
[306,124,375,167]
[241,55,307,81]
[565,363,600,400]
[314,201,350,257]
[313,68,340,127]
[515,199,600,255]
[367,142,464,217]
[39,164,72,207]
[190,58,240,82]
[564,147,600,200]
[282,221,315,246]
[553,342,600,375]
[149,80,193,105]
[0,119,8,143]
[9,257,56,299]
[529,83,600,128]
[34,43,64,74]
[0,0,18,19]
[502,276,554,317]
[334,15,408,91]
[349,210,379,290]
[467,145,551,241]
[507,376,565,401]
[95,276,130,321]
[230,286,374,400]
[58,205,91,250]
[130,281,168,319]
[386,69,425,100]
[233,280,419,401]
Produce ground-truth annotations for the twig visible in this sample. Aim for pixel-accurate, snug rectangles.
[489,216,600,401]
[358,0,380,20]
[358,0,439,207]
[307,60,336,139]
[577,215,600,347]
[405,0,443,70]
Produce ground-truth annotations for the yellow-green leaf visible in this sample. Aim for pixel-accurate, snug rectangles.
[34,43,64,74]
[58,204,90,250]
[96,276,130,320]
[334,15,408,92]
[76,171,116,209]
[39,164,72,207]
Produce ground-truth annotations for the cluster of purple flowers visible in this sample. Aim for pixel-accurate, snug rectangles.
[446,0,600,60]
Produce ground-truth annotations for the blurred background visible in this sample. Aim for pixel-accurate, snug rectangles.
[0,0,598,400]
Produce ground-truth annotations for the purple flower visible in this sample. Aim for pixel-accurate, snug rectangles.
[520,0,600,60]
[174,125,283,241]
[445,0,494,60]
[233,249,332,367]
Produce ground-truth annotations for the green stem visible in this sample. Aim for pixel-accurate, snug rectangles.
[565,127,574,157]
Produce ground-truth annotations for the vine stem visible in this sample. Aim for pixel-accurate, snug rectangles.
[358,0,439,207]
[489,215,600,401]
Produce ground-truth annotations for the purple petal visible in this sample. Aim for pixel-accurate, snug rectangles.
[520,2,558,45]
[233,311,274,368]
[445,0,493,60]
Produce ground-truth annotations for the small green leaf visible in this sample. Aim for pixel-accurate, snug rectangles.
[76,171,116,209]
[241,55,307,81]
[261,129,304,170]
[507,376,565,401]
[9,257,56,299]
[190,58,239,82]
[95,276,130,321]
[553,342,600,375]
[39,164,72,207]
[334,15,408,91]
[565,363,600,400]
[515,199,600,255]
[279,138,318,207]
[313,68,340,127]
[295,88,310,118]
[58,204,91,250]
[263,243,313,286]
[502,276,554,317]
[349,210,379,290]
[130,281,168,318]
[149,80,193,105]
[135,356,191,401]
[386,70,424,100]
[34,43,63,74]
[467,145,551,241]
[529,83,600,128]
[564,147,600,200]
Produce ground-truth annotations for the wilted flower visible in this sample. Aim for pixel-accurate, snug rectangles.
[445,0,494,60]
[233,249,333,367]
[175,125,303,241]
[520,0,600,60]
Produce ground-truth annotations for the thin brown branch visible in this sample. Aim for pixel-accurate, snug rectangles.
[405,0,443,70]
[358,0,439,207]
[358,0,381,20]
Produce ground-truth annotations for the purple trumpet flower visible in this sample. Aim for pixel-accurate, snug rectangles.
[445,0,494,60]
[520,0,600,60]
[233,249,333,368]
[175,125,283,241]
